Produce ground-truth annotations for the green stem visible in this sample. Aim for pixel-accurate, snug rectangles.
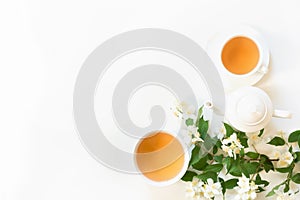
[252,144,259,153]
[286,163,295,183]
[250,163,264,182]
[248,158,279,162]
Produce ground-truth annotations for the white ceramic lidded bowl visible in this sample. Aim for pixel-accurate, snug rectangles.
[225,86,291,132]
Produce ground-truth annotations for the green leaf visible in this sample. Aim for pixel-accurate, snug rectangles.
[203,135,215,151]
[298,136,300,148]
[243,162,260,174]
[237,131,249,148]
[218,177,225,194]
[181,171,197,181]
[292,173,300,184]
[267,136,285,146]
[224,123,234,137]
[218,177,226,194]
[246,152,259,159]
[218,177,224,183]
[259,180,269,187]
[197,171,218,182]
[213,145,218,154]
[258,129,264,137]
[288,130,300,142]
[255,174,269,187]
[229,165,242,177]
[223,157,233,173]
[260,154,274,172]
[197,116,208,140]
[196,106,204,125]
[215,140,222,148]
[192,156,208,170]
[266,190,276,197]
[204,164,223,173]
[256,174,262,181]
[257,186,265,192]
[229,158,242,177]
[240,148,245,157]
[185,118,194,126]
[289,146,293,153]
[214,155,223,163]
[266,184,282,197]
[294,152,300,163]
[207,153,213,160]
[240,163,250,178]
[276,166,292,173]
[284,183,290,193]
[189,146,201,166]
[223,179,238,189]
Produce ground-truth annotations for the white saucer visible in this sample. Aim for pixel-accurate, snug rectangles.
[206,25,270,91]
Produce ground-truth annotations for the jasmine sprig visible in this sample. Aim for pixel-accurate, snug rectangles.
[179,103,300,200]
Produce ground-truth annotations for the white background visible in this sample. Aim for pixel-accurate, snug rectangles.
[1,0,300,199]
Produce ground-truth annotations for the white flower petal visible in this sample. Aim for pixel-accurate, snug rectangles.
[230,133,238,141]
[186,105,196,114]
[273,150,281,159]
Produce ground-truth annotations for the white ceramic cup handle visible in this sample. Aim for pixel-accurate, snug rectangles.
[203,100,225,116]
[204,101,213,109]
[273,109,292,118]
[258,65,268,74]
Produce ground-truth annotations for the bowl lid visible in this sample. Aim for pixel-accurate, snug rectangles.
[226,86,273,132]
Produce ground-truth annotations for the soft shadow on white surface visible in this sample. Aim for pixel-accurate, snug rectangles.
[1,0,300,200]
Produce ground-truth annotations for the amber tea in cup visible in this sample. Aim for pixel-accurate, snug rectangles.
[134,131,188,186]
[221,36,260,75]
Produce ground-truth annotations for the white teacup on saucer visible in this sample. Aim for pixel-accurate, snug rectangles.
[206,25,270,91]
[134,130,190,187]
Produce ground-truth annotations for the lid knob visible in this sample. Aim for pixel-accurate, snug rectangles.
[236,95,267,125]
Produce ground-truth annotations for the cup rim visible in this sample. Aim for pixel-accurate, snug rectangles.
[133,130,190,187]
[220,34,263,78]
